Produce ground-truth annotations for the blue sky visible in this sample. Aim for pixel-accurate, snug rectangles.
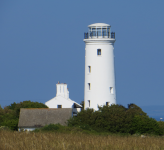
[0,1,164,119]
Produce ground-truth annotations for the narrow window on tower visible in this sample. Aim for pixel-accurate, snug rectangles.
[88,66,91,73]
[97,49,101,55]
[88,83,91,90]
[88,100,90,107]
[110,87,113,94]
[106,102,110,106]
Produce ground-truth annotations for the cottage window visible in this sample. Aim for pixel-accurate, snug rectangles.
[57,105,62,108]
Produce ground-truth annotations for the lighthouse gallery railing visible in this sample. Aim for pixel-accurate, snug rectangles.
[84,32,115,39]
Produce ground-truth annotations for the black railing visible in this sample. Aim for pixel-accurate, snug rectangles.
[84,32,88,39]
[111,32,115,39]
[84,32,115,39]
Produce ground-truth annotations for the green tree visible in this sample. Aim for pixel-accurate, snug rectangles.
[7,100,48,118]
[0,107,18,130]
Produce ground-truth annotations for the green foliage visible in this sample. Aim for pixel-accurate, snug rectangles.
[0,126,11,131]
[158,121,164,132]
[68,104,164,135]
[41,124,61,131]
[95,105,128,133]
[0,100,48,130]
[2,119,19,130]
[2,100,164,136]
[0,107,17,127]
[130,115,161,135]
[7,100,48,118]
[80,101,84,111]
[68,108,97,128]
[78,124,93,131]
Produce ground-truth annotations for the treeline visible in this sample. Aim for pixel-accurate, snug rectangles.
[68,104,164,135]
[0,101,48,130]
[1,101,164,135]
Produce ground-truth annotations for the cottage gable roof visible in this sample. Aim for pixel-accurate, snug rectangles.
[18,108,72,128]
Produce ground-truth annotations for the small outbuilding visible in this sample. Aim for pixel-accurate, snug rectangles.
[18,108,72,131]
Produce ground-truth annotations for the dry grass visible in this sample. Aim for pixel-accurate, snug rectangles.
[0,130,164,150]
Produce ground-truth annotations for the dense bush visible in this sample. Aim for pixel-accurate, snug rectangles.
[130,115,162,135]
[158,121,164,132]
[68,104,164,135]
[0,101,48,130]
[41,124,61,131]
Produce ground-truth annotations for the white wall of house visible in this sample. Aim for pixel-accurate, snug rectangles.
[45,95,80,112]
[18,127,36,132]
[45,83,81,113]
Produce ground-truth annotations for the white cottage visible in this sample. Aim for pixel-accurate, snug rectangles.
[45,82,82,115]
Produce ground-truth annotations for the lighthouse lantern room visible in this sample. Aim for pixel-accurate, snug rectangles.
[84,23,116,111]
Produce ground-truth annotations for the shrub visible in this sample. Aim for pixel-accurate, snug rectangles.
[41,124,61,131]
[68,104,163,135]
[130,115,161,135]
[78,124,93,131]
[157,121,164,135]
[2,119,18,130]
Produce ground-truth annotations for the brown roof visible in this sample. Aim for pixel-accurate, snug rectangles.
[18,108,72,128]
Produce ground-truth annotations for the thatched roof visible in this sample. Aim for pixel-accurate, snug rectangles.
[18,108,72,128]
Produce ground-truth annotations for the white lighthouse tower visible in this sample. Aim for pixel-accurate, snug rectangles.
[84,23,116,111]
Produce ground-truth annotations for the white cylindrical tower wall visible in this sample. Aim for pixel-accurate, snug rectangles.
[84,23,116,111]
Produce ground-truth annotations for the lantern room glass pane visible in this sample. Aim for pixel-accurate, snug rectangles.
[102,28,107,36]
[92,28,96,36]
[97,28,101,36]
[107,28,109,37]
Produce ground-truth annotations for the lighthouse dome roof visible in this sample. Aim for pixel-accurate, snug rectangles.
[88,23,111,27]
